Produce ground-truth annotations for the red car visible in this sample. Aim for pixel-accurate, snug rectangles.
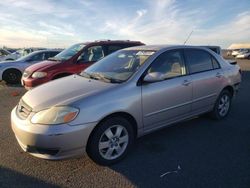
[22,40,144,89]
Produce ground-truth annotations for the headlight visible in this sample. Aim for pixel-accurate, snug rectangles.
[32,72,47,78]
[31,106,79,125]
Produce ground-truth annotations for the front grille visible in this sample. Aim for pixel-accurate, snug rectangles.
[27,146,59,156]
[16,100,32,119]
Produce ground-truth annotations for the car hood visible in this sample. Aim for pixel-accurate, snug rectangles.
[22,74,116,111]
[0,60,23,68]
[0,60,17,64]
[25,60,60,72]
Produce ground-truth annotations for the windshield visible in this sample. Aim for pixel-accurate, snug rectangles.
[80,50,155,83]
[52,43,85,61]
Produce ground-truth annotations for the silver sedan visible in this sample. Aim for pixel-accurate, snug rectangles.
[11,45,241,165]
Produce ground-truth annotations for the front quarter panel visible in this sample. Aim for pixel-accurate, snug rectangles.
[0,62,25,80]
[68,83,143,136]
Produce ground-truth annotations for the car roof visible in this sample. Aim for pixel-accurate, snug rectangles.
[32,49,62,53]
[122,44,212,51]
[122,45,174,51]
[76,40,144,46]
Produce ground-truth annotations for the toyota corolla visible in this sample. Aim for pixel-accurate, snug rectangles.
[11,45,241,165]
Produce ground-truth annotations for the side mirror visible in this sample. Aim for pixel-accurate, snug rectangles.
[143,72,165,83]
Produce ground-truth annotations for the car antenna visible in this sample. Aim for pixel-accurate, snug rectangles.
[183,30,193,45]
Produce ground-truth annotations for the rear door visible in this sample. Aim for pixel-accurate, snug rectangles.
[141,49,192,131]
[184,48,224,113]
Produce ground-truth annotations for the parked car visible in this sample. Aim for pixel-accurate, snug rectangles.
[11,45,241,165]
[0,50,61,84]
[21,40,144,89]
[0,48,43,62]
[231,49,239,57]
[231,49,246,57]
[236,49,250,59]
[0,50,22,61]
[0,49,11,57]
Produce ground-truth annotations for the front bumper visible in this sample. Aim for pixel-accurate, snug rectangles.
[11,107,97,160]
[21,77,49,90]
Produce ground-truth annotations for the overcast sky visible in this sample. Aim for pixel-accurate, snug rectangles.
[0,0,249,48]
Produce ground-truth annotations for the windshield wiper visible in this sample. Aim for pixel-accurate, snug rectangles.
[92,73,123,83]
[80,72,122,83]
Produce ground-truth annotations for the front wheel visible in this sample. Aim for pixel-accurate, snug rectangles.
[2,69,22,84]
[87,117,134,165]
[210,90,232,120]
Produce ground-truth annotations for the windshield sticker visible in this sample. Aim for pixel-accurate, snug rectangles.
[136,51,155,56]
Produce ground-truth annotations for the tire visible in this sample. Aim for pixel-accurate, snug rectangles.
[87,116,134,165]
[2,69,22,84]
[210,90,232,120]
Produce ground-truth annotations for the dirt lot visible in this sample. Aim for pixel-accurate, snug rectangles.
[0,59,250,188]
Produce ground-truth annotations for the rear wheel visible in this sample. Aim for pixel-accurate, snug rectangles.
[87,117,134,165]
[210,90,232,120]
[2,69,22,84]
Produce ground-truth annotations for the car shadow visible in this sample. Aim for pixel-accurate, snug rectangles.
[0,167,60,188]
[109,70,250,188]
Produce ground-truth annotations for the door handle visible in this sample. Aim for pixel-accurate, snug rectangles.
[216,72,222,78]
[182,80,192,86]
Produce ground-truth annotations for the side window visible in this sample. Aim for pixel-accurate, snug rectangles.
[29,53,45,62]
[211,56,220,69]
[185,49,213,74]
[107,45,122,55]
[78,46,104,62]
[45,52,59,59]
[148,50,186,79]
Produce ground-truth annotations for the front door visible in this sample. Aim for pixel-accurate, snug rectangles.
[142,49,192,131]
[74,45,105,73]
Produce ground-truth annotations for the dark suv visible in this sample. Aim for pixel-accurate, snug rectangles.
[22,40,144,89]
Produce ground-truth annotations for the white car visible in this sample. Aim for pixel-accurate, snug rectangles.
[231,49,240,57]
[236,49,250,59]
[0,51,21,61]
[232,49,249,57]
[0,49,10,57]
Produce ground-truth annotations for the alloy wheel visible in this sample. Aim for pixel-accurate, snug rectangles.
[98,125,129,160]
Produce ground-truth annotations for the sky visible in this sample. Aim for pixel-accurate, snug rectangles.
[0,0,249,49]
